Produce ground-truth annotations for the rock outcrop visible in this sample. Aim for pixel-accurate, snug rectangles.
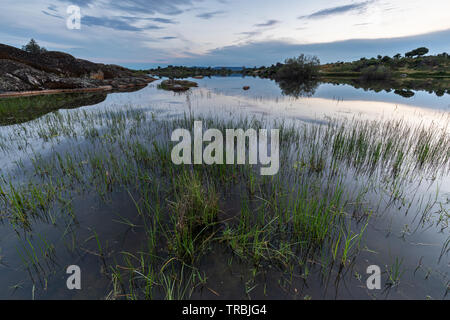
[0,43,155,95]
[158,79,198,92]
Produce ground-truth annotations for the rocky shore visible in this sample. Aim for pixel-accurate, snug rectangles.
[0,43,155,96]
[158,79,198,92]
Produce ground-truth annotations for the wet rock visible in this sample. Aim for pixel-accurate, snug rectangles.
[90,70,104,80]
[158,80,198,92]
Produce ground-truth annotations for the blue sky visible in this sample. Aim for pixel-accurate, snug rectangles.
[1,0,449,68]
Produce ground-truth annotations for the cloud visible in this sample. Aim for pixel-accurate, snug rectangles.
[83,16,163,31]
[254,20,279,27]
[147,18,178,24]
[196,10,226,19]
[42,10,63,19]
[239,19,281,41]
[58,0,94,7]
[160,36,177,40]
[47,5,58,12]
[299,1,373,20]
[171,28,450,66]
[111,0,197,16]
[58,0,196,15]
[120,16,178,25]
[239,31,262,38]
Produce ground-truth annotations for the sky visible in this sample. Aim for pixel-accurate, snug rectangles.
[1,0,449,69]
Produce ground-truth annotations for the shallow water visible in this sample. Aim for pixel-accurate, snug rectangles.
[0,76,448,300]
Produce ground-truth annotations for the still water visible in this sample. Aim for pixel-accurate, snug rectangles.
[0,76,448,299]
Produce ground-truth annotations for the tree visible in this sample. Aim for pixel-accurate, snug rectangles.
[22,39,47,54]
[415,47,429,57]
[405,47,429,58]
[275,54,320,81]
[393,53,402,59]
[381,56,392,63]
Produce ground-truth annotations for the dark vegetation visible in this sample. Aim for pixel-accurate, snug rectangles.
[228,54,321,83]
[321,47,450,79]
[246,55,321,97]
[149,54,320,84]
[239,47,449,83]
[149,66,234,78]
[22,39,47,55]
[158,79,198,92]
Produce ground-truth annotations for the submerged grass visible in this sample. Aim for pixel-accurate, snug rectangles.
[0,105,448,299]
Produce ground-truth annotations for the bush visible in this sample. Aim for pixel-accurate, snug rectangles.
[360,65,392,81]
[275,54,320,81]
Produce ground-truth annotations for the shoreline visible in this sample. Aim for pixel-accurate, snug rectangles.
[0,79,156,99]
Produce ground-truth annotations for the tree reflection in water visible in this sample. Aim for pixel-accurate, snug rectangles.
[276,79,319,98]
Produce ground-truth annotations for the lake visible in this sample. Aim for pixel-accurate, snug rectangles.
[0,76,448,300]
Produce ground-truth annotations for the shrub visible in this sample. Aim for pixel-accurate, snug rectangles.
[275,54,320,81]
[360,65,392,81]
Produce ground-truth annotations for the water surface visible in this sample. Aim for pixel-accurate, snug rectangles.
[0,76,448,300]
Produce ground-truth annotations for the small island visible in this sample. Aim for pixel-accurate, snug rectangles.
[158,79,198,92]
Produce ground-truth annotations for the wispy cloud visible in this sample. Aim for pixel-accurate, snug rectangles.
[239,19,280,42]
[83,16,163,31]
[238,30,262,38]
[299,1,373,20]
[196,10,226,19]
[58,0,95,7]
[47,5,58,12]
[147,18,178,24]
[120,16,178,25]
[59,0,197,15]
[41,10,63,19]
[254,19,279,27]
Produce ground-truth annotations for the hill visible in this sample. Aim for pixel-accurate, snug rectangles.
[320,50,450,79]
[0,43,155,95]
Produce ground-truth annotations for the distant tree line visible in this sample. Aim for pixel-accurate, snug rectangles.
[146,46,449,86]
[148,66,233,78]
